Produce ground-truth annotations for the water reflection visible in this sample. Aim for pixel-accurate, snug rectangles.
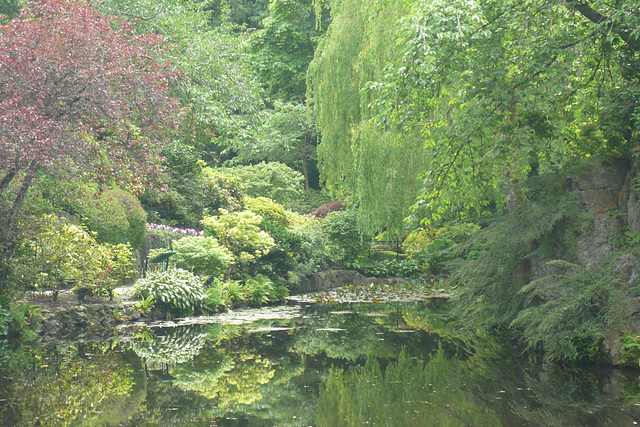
[2,300,640,426]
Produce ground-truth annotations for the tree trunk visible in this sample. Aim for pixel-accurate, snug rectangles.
[301,132,310,190]
[4,163,37,246]
[0,169,17,196]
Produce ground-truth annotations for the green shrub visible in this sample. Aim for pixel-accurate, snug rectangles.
[221,162,304,208]
[355,258,422,279]
[290,188,333,215]
[206,275,288,308]
[95,243,137,296]
[8,214,135,297]
[202,210,275,265]
[141,143,242,228]
[321,208,370,264]
[76,185,147,249]
[291,220,331,278]
[620,332,640,367]
[202,167,245,214]
[245,197,290,227]
[172,236,234,276]
[133,269,208,316]
[253,218,302,280]
[403,223,480,257]
[243,275,288,305]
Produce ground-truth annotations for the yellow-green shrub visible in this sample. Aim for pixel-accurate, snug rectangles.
[172,236,234,276]
[76,185,147,249]
[244,197,289,228]
[202,210,275,264]
[9,214,135,296]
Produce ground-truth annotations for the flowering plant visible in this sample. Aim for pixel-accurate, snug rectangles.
[146,223,203,236]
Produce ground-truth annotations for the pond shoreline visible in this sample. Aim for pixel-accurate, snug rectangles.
[25,270,446,346]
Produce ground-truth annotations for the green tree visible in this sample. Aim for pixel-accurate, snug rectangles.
[96,0,264,162]
[231,102,319,189]
[308,0,424,233]
[220,162,305,209]
[249,0,324,102]
[0,0,180,254]
[309,0,640,229]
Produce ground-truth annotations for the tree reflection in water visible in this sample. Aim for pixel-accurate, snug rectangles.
[3,300,640,426]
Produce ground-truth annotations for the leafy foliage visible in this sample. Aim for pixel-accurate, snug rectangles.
[172,236,234,276]
[510,258,626,361]
[309,0,640,229]
[0,0,180,245]
[308,0,424,233]
[220,162,304,209]
[451,190,584,331]
[249,0,323,101]
[447,172,632,360]
[352,257,422,279]
[206,275,288,308]
[202,167,245,214]
[202,210,275,265]
[620,333,640,367]
[245,197,290,228]
[320,208,370,264]
[133,268,208,316]
[76,185,147,249]
[8,214,135,296]
[290,218,331,278]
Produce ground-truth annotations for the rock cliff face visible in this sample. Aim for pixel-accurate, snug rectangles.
[530,158,640,365]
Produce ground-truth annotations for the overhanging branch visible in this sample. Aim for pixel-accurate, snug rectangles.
[566,0,638,52]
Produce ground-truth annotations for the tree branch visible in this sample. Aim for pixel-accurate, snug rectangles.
[566,0,638,51]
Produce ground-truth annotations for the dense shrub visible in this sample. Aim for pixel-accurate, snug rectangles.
[321,208,370,264]
[402,223,480,256]
[202,167,245,214]
[202,210,275,265]
[245,197,289,227]
[205,275,288,309]
[76,185,147,249]
[140,141,209,228]
[292,188,333,215]
[133,269,208,316]
[8,214,135,297]
[291,220,331,278]
[221,162,304,208]
[172,236,234,276]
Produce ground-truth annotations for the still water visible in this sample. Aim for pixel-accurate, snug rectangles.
[2,298,640,426]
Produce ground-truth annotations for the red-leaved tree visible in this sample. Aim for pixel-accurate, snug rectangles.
[0,0,181,247]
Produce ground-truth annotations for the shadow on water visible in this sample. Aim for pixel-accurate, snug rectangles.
[2,298,640,426]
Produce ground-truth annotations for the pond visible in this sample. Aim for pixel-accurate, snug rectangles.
[2,296,640,426]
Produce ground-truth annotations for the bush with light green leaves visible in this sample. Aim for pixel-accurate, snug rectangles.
[133,269,208,316]
[202,210,275,266]
[9,214,136,298]
[172,236,235,276]
[221,162,304,209]
[244,196,290,227]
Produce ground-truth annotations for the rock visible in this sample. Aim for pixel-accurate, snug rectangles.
[292,269,367,294]
[291,269,406,294]
[611,253,640,292]
[572,160,626,272]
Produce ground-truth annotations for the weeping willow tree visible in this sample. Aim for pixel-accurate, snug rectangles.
[308,0,426,235]
[310,0,640,230]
